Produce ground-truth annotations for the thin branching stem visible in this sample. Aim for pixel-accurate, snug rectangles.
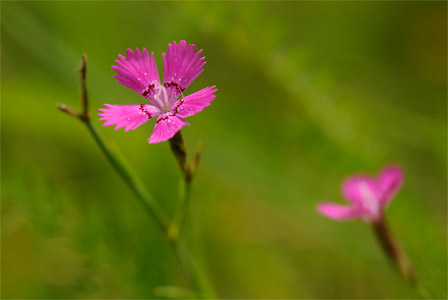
[58,54,215,299]
[171,239,216,298]
[79,54,89,119]
[85,121,170,232]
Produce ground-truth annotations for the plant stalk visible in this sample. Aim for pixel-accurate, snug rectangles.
[168,130,197,240]
[372,217,416,284]
[85,121,169,232]
[59,54,215,299]
[86,121,213,298]
[167,130,216,298]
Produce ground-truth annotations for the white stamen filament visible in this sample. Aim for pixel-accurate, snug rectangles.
[153,84,171,112]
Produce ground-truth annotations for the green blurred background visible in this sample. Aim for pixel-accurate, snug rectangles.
[2,1,446,299]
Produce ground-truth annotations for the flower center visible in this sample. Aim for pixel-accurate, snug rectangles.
[358,181,380,218]
[153,84,171,112]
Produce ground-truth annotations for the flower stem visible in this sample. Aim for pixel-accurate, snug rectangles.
[168,130,196,240]
[168,180,192,241]
[79,54,89,119]
[170,240,216,298]
[372,218,432,298]
[86,121,214,298]
[168,130,193,184]
[372,217,416,284]
[85,122,214,298]
[85,121,170,232]
[59,55,215,299]
[167,131,216,298]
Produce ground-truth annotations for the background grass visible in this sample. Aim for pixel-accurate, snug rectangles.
[2,1,446,299]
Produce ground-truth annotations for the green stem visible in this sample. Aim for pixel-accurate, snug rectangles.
[84,121,169,233]
[372,217,430,299]
[169,180,192,241]
[85,121,214,298]
[60,55,215,298]
[168,130,194,240]
[171,240,216,298]
[372,217,415,284]
[167,130,217,298]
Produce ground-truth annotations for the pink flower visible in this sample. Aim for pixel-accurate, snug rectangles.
[98,41,217,143]
[317,166,404,223]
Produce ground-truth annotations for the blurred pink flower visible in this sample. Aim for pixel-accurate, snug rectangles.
[99,41,217,143]
[317,165,404,223]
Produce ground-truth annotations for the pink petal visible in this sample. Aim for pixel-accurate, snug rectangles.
[342,176,381,218]
[162,41,206,101]
[112,48,161,103]
[317,203,364,221]
[342,176,378,203]
[147,114,190,144]
[378,165,404,206]
[98,104,161,132]
[170,86,217,118]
